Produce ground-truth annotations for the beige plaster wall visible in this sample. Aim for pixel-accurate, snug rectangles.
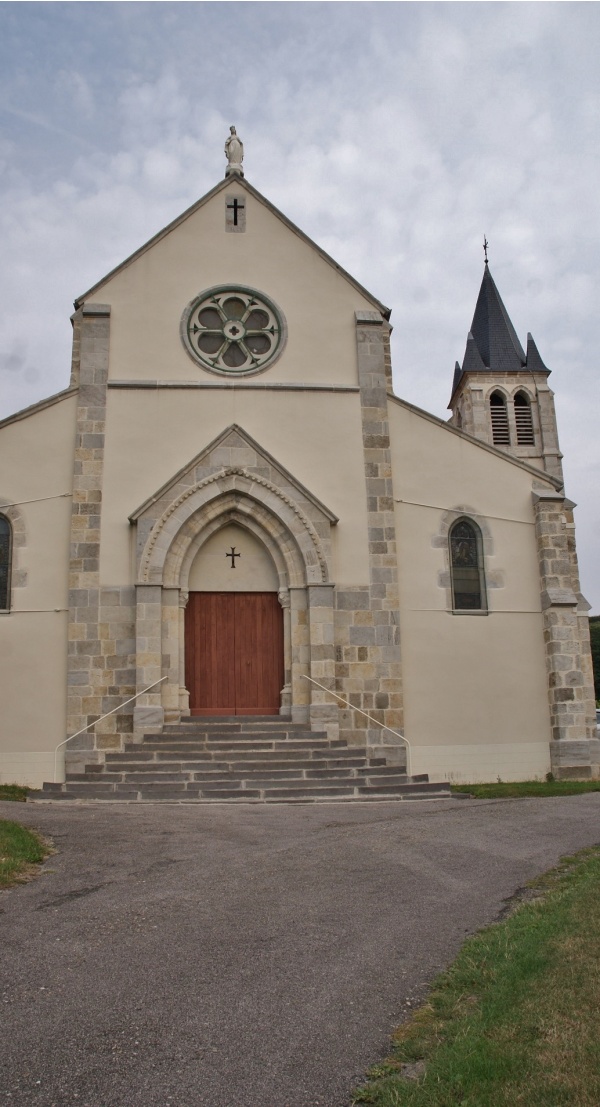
[84,185,377,388]
[100,388,370,586]
[389,399,552,781]
[188,523,279,591]
[0,395,75,783]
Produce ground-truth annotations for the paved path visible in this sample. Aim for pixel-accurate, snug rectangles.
[1,795,599,1107]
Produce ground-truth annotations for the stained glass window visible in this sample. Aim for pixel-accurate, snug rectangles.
[0,515,11,610]
[450,519,486,612]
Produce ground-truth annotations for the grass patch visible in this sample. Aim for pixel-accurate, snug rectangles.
[450,780,600,799]
[0,820,51,888]
[0,783,31,803]
[352,846,600,1106]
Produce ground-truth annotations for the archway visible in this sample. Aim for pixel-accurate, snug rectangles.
[132,471,338,739]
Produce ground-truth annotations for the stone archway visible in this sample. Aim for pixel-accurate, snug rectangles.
[131,469,338,740]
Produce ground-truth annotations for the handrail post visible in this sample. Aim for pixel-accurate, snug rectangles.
[54,676,168,782]
[302,674,411,777]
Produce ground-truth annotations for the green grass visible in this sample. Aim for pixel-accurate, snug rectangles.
[0,820,50,888]
[0,783,31,803]
[451,780,600,799]
[352,846,600,1106]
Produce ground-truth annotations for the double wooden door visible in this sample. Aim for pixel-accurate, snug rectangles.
[185,592,284,716]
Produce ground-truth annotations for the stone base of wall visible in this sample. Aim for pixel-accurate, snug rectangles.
[550,738,600,780]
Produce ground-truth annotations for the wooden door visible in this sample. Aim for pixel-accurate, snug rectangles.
[185,592,284,715]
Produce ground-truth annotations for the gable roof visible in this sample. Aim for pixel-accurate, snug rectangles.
[74,176,391,318]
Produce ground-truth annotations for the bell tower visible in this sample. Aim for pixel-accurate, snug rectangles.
[448,260,563,483]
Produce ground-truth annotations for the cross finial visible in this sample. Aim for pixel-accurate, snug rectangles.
[483,235,489,265]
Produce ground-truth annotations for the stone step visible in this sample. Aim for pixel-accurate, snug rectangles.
[111,746,368,762]
[65,766,413,786]
[139,737,343,752]
[39,713,449,805]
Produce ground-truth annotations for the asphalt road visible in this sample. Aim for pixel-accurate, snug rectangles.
[1,794,599,1107]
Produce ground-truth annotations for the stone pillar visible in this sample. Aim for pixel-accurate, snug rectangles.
[535,382,564,483]
[162,587,180,724]
[278,589,292,717]
[290,586,310,723]
[179,590,190,716]
[308,583,338,738]
[133,583,164,739]
[533,490,598,778]
[352,311,404,763]
[66,303,110,771]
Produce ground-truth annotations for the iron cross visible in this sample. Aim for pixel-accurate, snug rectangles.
[226,546,241,568]
[227,198,245,226]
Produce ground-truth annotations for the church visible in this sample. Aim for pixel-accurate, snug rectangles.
[0,133,597,793]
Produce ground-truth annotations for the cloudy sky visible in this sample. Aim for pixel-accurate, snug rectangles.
[0,2,598,608]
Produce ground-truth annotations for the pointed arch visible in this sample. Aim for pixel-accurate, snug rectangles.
[449,517,487,612]
[514,390,535,445]
[139,468,330,586]
[489,390,510,445]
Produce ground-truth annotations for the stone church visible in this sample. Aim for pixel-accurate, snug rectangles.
[0,137,597,792]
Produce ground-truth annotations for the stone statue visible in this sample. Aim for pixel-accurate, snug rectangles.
[224,125,244,177]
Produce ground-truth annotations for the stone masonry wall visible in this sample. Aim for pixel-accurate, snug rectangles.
[65,305,136,772]
[533,490,598,778]
[334,313,405,767]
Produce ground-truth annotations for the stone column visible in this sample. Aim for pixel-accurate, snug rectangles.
[533,490,598,778]
[179,590,190,716]
[353,312,404,762]
[290,586,310,723]
[66,303,110,772]
[161,587,180,724]
[278,589,292,717]
[308,583,338,738]
[133,583,164,739]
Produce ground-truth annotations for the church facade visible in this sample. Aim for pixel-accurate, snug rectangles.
[0,162,597,789]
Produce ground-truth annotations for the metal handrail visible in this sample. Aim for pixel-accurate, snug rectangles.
[302,674,411,776]
[54,676,167,782]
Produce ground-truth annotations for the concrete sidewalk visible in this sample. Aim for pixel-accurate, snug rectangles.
[1,794,599,1107]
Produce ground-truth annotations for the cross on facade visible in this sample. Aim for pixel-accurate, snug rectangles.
[226,546,241,568]
[227,198,245,226]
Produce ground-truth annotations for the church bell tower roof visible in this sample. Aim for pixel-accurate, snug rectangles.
[468,264,526,371]
[449,261,550,406]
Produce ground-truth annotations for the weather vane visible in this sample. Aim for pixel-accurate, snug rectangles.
[483,235,489,265]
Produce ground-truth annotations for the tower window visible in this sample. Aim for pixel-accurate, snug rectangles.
[449,518,487,612]
[0,515,12,610]
[490,391,510,445]
[514,391,535,445]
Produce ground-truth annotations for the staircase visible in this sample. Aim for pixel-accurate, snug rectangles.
[41,717,451,803]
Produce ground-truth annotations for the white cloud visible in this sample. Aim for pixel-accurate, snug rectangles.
[0,2,598,606]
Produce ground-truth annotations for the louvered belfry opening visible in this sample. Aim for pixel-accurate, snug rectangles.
[514,391,535,445]
[489,391,510,445]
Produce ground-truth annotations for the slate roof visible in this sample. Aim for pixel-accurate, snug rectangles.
[450,264,549,403]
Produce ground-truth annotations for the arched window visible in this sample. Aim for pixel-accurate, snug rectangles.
[0,515,12,610]
[489,391,510,445]
[449,518,487,612]
[514,391,535,445]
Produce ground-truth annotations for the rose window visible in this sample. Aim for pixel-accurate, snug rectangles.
[181,286,286,376]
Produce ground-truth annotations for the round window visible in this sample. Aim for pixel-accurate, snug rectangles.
[181,286,286,376]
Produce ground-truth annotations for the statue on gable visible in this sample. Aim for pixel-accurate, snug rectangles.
[225,126,244,178]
